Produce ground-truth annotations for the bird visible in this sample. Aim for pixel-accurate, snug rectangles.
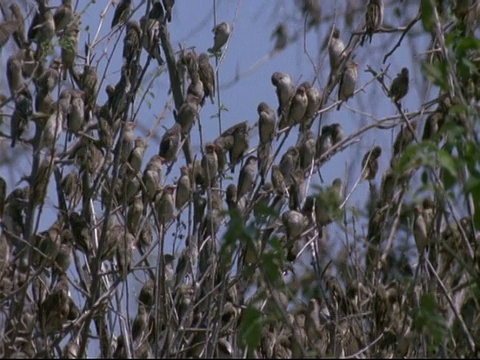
[139,15,164,66]
[315,125,333,161]
[389,67,409,103]
[60,22,80,80]
[301,82,322,128]
[363,0,384,44]
[413,205,429,256]
[175,165,191,210]
[360,146,382,181]
[155,185,176,224]
[174,94,199,135]
[237,156,257,200]
[208,22,231,55]
[257,102,276,144]
[229,122,249,173]
[271,164,287,196]
[337,61,358,110]
[6,51,24,97]
[257,143,272,185]
[159,123,181,163]
[282,210,307,241]
[279,147,299,186]
[80,64,99,113]
[299,130,316,171]
[123,20,142,66]
[127,137,146,175]
[198,53,215,104]
[271,71,295,116]
[111,0,132,29]
[27,0,55,46]
[9,4,26,49]
[201,142,219,186]
[271,23,288,52]
[282,85,308,130]
[328,28,346,72]
[67,90,85,140]
[10,89,32,148]
[54,0,74,34]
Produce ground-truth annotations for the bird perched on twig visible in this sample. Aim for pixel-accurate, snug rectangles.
[337,61,358,110]
[208,22,231,55]
[111,0,131,29]
[361,146,382,181]
[362,0,384,45]
[389,67,409,103]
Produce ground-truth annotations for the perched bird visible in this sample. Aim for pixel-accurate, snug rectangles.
[282,210,307,241]
[392,122,417,158]
[271,164,287,196]
[80,64,99,116]
[27,0,55,46]
[279,146,299,186]
[299,130,316,171]
[413,206,429,256]
[139,279,155,308]
[35,58,61,94]
[389,67,409,103]
[6,51,24,97]
[174,94,199,135]
[187,70,204,104]
[131,304,148,342]
[115,230,135,275]
[67,90,85,140]
[360,146,382,181]
[60,21,80,80]
[139,15,164,66]
[329,123,344,145]
[315,125,333,160]
[281,85,308,130]
[111,0,132,28]
[301,82,322,128]
[0,20,19,50]
[422,110,444,141]
[237,156,257,200]
[9,4,26,49]
[315,178,343,229]
[257,143,272,184]
[337,61,358,110]
[363,0,384,44]
[257,102,276,144]
[208,22,231,55]
[155,185,176,224]
[229,121,249,173]
[271,23,288,52]
[271,71,294,116]
[201,142,219,186]
[123,20,142,65]
[176,165,191,210]
[120,121,136,163]
[36,104,64,152]
[159,123,181,162]
[289,169,306,211]
[162,0,175,22]
[127,137,146,175]
[328,28,346,72]
[198,53,215,104]
[54,0,74,34]
[10,89,32,148]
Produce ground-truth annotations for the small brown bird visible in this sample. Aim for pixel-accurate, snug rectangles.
[174,94,199,135]
[6,52,24,97]
[301,82,322,127]
[389,67,409,103]
[176,165,191,210]
[360,146,382,181]
[139,15,164,66]
[271,164,287,196]
[315,125,333,161]
[329,123,344,145]
[422,110,444,141]
[198,53,215,104]
[282,85,308,130]
[139,279,155,308]
[162,0,175,22]
[155,185,176,224]
[257,143,272,184]
[413,206,429,256]
[208,22,231,55]
[9,4,26,49]
[363,0,384,44]
[299,130,316,171]
[187,71,204,104]
[279,146,299,186]
[229,121,249,173]
[54,0,74,34]
[282,210,307,241]
[258,102,276,144]
[392,122,417,158]
[123,20,142,65]
[337,60,358,110]
[120,121,136,163]
[80,64,99,111]
[201,143,218,186]
[237,156,257,200]
[271,71,294,116]
[111,0,132,28]
[0,20,19,49]
[10,90,32,148]
[127,137,146,175]
[131,303,149,342]
[67,90,85,140]
[60,22,80,80]
[27,0,55,46]
[159,123,181,163]
[329,28,346,72]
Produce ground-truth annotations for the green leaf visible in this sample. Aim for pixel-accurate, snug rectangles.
[239,306,263,354]
[437,150,457,176]
[420,0,434,32]
[421,61,449,90]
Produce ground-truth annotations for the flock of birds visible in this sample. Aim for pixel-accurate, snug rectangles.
[0,0,477,358]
